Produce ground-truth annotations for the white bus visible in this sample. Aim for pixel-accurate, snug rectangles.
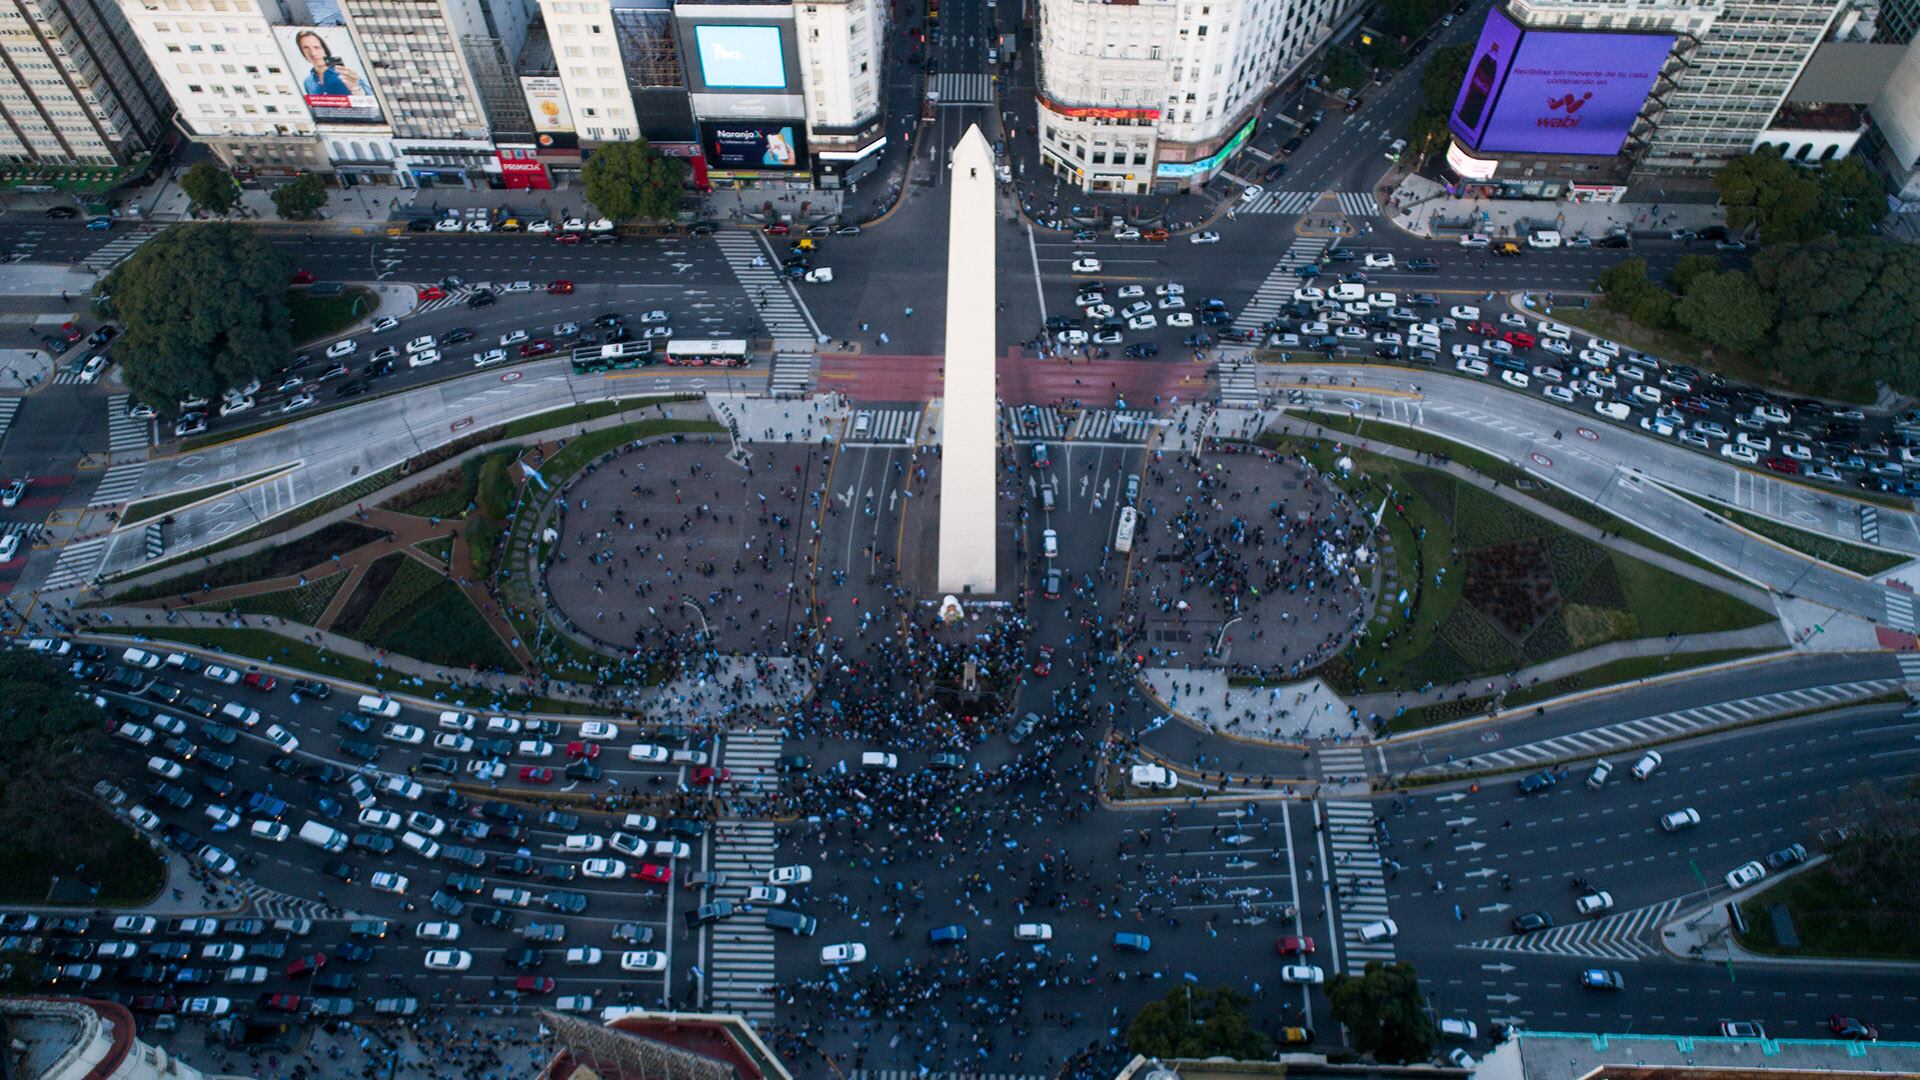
[1114,506,1138,554]
[662,338,749,367]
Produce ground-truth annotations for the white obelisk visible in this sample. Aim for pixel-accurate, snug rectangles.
[936,125,998,595]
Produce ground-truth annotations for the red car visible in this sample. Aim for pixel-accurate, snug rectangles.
[518,339,554,358]
[547,279,574,294]
[417,285,447,302]
[764,223,790,235]
[257,992,301,1013]
[514,975,554,994]
[285,952,327,977]
[554,232,581,245]
[242,672,277,692]
[691,766,732,785]
[632,862,672,884]
[291,269,316,285]
[1762,456,1800,475]
[1466,321,1498,337]
[565,741,600,760]
[1032,645,1054,677]
[519,766,555,784]
[1275,935,1316,955]
[1829,1014,1879,1041]
[1503,331,1536,349]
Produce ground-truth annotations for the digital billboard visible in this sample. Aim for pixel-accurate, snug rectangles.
[277,21,384,125]
[694,25,785,89]
[702,121,808,171]
[1449,8,1673,157]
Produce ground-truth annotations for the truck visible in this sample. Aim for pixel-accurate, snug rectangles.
[210,1014,294,1048]
[297,820,348,852]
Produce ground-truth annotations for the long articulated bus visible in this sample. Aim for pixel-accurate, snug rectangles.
[662,339,749,367]
[570,341,654,374]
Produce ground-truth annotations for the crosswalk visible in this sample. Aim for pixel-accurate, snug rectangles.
[702,817,780,1024]
[712,231,818,341]
[930,72,994,105]
[1232,237,1330,336]
[1885,589,1914,632]
[769,351,815,397]
[1,521,44,556]
[1003,405,1070,439]
[88,462,147,506]
[718,730,784,788]
[1465,897,1682,961]
[106,395,152,453]
[40,536,108,592]
[1860,505,1881,545]
[1237,191,1378,217]
[1898,653,1920,681]
[848,406,921,444]
[1325,800,1394,975]
[414,285,488,315]
[1427,679,1902,775]
[999,406,1154,443]
[0,397,19,448]
[234,879,349,921]
[50,366,90,386]
[1075,408,1153,441]
[1317,746,1370,785]
[1217,361,1260,408]
[82,224,167,273]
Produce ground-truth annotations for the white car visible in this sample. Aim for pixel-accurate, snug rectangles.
[406,335,436,354]
[528,220,553,234]
[380,777,424,801]
[325,339,358,359]
[434,733,474,754]
[1720,443,1759,465]
[579,721,620,740]
[371,871,409,895]
[434,218,463,232]
[1190,231,1220,244]
[748,885,788,905]
[566,946,604,966]
[769,865,814,886]
[381,722,425,745]
[251,821,289,842]
[1500,370,1530,389]
[582,858,627,879]
[1280,964,1325,985]
[1450,305,1480,321]
[183,996,233,1017]
[147,756,183,780]
[1575,891,1614,915]
[264,723,299,754]
[408,349,440,368]
[519,739,555,758]
[370,316,400,333]
[114,916,157,936]
[652,839,691,860]
[499,329,528,347]
[473,348,509,368]
[1363,253,1396,269]
[1239,184,1265,202]
[406,811,445,837]
[563,834,604,853]
[1631,750,1663,779]
[423,949,473,971]
[1454,358,1489,377]
[1014,923,1053,942]
[79,355,108,383]
[1127,314,1157,331]
[587,218,615,233]
[1292,287,1325,303]
[620,950,668,973]
[1660,807,1702,832]
[627,743,668,763]
[224,964,268,983]
[415,922,461,942]
[821,942,868,965]
[1459,233,1491,248]
[1166,312,1194,328]
[1071,258,1102,273]
[1113,228,1141,241]
[1594,401,1631,421]
[1725,861,1767,890]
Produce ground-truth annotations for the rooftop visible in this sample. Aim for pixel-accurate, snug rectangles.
[1480,1029,1920,1080]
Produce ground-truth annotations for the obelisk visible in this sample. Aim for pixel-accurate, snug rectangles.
[936,126,999,595]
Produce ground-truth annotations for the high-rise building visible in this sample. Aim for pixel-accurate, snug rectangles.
[0,996,251,1080]
[0,0,170,168]
[793,0,887,186]
[1034,0,1365,193]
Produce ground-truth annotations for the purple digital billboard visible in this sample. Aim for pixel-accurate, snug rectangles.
[1449,8,1674,157]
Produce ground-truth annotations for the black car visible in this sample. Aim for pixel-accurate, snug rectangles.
[268,755,303,777]
[439,328,474,346]
[684,901,735,929]
[331,941,374,963]
[1511,911,1554,934]
[152,783,194,810]
[247,941,287,961]
[482,801,528,824]
[363,356,396,377]
[338,737,381,762]
[503,945,544,969]
[469,906,514,930]
[665,818,706,840]
[1407,258,1439,272]
[122,963,173,984]
[199,774,236,798]
[431,788,468,812]
[543,890,588,914]
[322,858,358,883]
[1122,343,1159,358]
[495,854,536,876]
[1517,770,1557,795]
[407,217,436,233]
[418,755,459,777]
[1281,136,1304,155]
[776,754,812,773]
[199,722,237,746]
[430,890,466,916]
[48,940,94,960]
[467,290,497,309]
[334,712,371,734]
[46,205,78,219]
[334,379,371,399]
[290,678,331,700]
[199,750,237,773]
[302,762,346,784]
[613,922,655,944]
[1262,161,1289,182]
[225,918,265,937]
[564,759,602,782]
[147,941,191,961]
[590,232,619,245]
[539,862,578,883]
[445,872,487,895]
[351,833,395,855]
[173,966,214,986]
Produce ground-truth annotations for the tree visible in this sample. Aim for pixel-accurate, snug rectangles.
[1595,257,1656,314]
[582,139,687,222]
[1824,779,1920,923]
[98,223,292,406]
[1406,44,1470,153]
[1328,961,1434,1064]
[180,161,239,216]
[1667,254,1720,296]
[1629,288,1675,331]
[1322,46,1370,92]
[1716,151,1823,244]
[1752,237,1920,394]
[271,171,329,220]
[1817,157,1889,240]
[1673,269,1775,353]
[1378,0,1451,38]
[1126,985,1272,1060]
[0,651,113,854]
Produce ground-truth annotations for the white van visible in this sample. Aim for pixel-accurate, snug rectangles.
[1129,764,1178,790]
[218,703,260,728]
[358,695,402,719]
[297,821,348,852]
[1527,230,1563,249]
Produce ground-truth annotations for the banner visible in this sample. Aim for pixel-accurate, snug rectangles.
[277,22,384,125]
[702,121,809,171]
[521,76,579,151]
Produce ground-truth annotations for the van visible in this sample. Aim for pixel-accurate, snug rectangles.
[1129,764,1177,790]
[218,703,260,728]
[358,695,402,719]
[860,751,899,771]
[297,821,348,852]
[401,832,442,860]
[1527,230,1562,249]
[764,908,818,936]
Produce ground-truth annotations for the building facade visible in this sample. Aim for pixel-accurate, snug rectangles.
[1035,0,1364,193]
[0,0,170,167]
[0,996,251,1080]
[794,0,887,185]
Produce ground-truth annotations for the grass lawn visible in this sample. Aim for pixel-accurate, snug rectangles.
[108,521,382,603]
[326,553,518,672]
[1677,492,1909,577]
[121,466,291,527]
[0,815,164,907]
[1737,863,1920,961]
[1265,435,1774,696]
[384,446,521,520]
[1386,646,1777,732]
[415,535,454,563]
[189,568,346,625]
[288,286,373,344]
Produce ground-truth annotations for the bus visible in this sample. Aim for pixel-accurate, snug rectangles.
[1114,506,1137,554]
[663,339,749,367]
[571,341,654,374]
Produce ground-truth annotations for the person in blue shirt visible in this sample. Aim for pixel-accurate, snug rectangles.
[295,29,366,99]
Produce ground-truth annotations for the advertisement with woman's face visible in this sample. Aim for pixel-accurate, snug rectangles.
[277,24,384,124]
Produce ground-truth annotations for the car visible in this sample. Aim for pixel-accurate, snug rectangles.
[1517,770,1557,796]
[1586,759,1614,790]
[1766,843,1809,870]
[633,863,672,884]
[514,975,556,994]
[1631,750,1663,779]
[1071,258,1102,273]
[1511,911,1554,934]
[1595,401,1632,421]
[821,942,868,965]
[1363,253,1395,269]
[371,871,409,895]
[1718,1020,1767,1039]
[1279,963,1325,985]
[1275,935,1316,955]
[1239,184,1265,203]
[1580,969,1625,990]
[1013,923,1053,942]
[325,338,358,360]
[1829,1014,1880,1041]
[424,949,473,971]
[613,949,667,973]
[1189,230,1220,244]
[582,858,627,880]
[1725,861,1767,890]
[1660,807,1702,831]
[579,721,620,740]
[1113,931,1152,953]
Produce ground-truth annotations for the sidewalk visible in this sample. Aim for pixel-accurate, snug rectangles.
[1659,856,1920,974]
[1383,171,1727,240]
[1141,668,1357,742]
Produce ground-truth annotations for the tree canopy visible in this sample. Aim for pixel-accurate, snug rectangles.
[180,161,239,216]
[1715,151,1887,244]
[98,223,292,407]
[1329,961,1434,1063]
[272,171,329,220]
[1673,268,1775,354]
[1126,985,1272,1060]
[0,652,114,856]
[1321,46,1371,92]
[1751,237,1920,393]
[582,139,687,222]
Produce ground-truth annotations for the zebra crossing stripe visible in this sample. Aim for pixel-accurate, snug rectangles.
[1860,505,1880,545]
[0,398,19,448]
[413,285,485,315]
[1074,409,1153,442]
[1334,192,1378,217]
[931,72,994,105]
[1240,190,1321,215]
[89,462,146,506]
[1004,405,1074,440]
[712,232,819,340]
[107,396,152,454]
[769,352,815,397]
[1232,237,1330,335]
[702,816,781,1021]
[82,225,168,274]
[1898,653,1920,680]
[1465,898,1680,960]
[40,537,108,591]
[1324,800,1395,974]
[1885,589,1915,632]
[847,407,921,444]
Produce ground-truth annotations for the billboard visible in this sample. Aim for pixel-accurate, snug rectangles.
[702,121,808,171]
[277,17,384,125]
[693,25,786,89]
[521,76,579,152]
[1155,118,1255,178]
[1449,8,1673,157]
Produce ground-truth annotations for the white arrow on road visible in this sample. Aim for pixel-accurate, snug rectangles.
[1434,793,1467,803]
[1445,817,1476,828]
[1480,963,1516,973]
[1231,916,1269,927]
[1226,887,1263,898]
[837,484,854,507]
[889,489,899,512]
[1486,993,1521,1004]
[1464,868,1498,879]
[1477,902,1511,914]
[1455,841,1486,853]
